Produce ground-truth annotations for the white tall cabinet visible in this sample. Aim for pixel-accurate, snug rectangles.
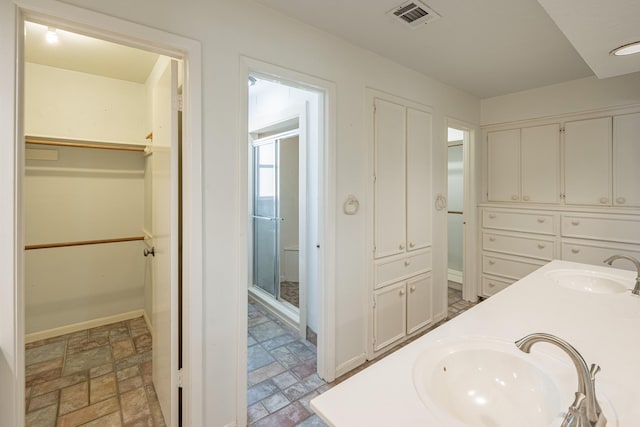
[481,109,640,298]
[370,95,434,356]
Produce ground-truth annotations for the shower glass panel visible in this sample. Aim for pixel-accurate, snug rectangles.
[447,143,464,278]
[253,141,280,299]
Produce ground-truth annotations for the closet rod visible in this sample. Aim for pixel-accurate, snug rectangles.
[25,137,146,152]
[25,236,145,251]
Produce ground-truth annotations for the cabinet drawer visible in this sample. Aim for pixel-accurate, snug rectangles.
[375,250,431,288]
[481,275,514,297]
[483,210,555,235]
[482,253,546,280]
[482,232,554,261]
[561,240,640,271]
[561,214,640,245]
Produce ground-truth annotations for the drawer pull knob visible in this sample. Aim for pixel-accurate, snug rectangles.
[404,260,411,267]
[616,197,626,204]
[599,197,608,204]
[488,283,495,288]
[571,248,580,254]
[409,242,415,248]
[410,285,416,292]
[489,236,496,242]
[399,243,405,250]
[399,289,405,296]
[523,195,530,201]
[537,218,546,223]
[488,213,496,219]
[488,260,495,265]
[537,244,546,249]
[571,220,580,226]
[511,195,519,201]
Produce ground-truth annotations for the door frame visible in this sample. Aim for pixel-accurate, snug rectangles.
[5,1,204,425]
[446,118,479,302]
[239,56,337,426]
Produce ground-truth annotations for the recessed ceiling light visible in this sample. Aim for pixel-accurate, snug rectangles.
[46,27,59,44]
[610,41,640,56]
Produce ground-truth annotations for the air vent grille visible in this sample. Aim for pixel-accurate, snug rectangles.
[387,1,441,29]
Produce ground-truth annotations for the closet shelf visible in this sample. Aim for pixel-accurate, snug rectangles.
[25,136,147,152]
[25,236,145,250]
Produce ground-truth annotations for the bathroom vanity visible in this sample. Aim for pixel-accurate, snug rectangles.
[311,260,640,426]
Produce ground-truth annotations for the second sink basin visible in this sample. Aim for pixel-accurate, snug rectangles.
[413,337,570,427]
[545,269,629,294]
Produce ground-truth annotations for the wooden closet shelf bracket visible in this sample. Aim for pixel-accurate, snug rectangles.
[25,236,145,250]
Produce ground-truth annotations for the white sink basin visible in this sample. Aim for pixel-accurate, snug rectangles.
[413,337,570,427]
[545,269,629,294]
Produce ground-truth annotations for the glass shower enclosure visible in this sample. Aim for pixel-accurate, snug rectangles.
[252,139,282,299]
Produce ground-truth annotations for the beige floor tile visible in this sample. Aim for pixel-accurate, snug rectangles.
[59,381,89,415]
[118,376,144,394]
[90,373,117,404]
[57,397,119,427]
[111,339,135,361]
[27,390,59,413]
[78,411,122,427]
[31,372,88,397]
[119,388,151,425]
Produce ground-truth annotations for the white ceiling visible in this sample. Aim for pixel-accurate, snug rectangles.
[255,0,639,98]
[536,0,640,79]
[25,21,159,84]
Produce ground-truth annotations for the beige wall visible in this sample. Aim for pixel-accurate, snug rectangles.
[25,62,148,144]
[481,72,640,125]
[24,144,146,335]
[2,1,481,425]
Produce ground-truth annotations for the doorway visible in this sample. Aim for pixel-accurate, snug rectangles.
[18,14,191,427]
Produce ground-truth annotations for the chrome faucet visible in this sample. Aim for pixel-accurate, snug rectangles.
[515,333,606,427]
[603,254,640,296]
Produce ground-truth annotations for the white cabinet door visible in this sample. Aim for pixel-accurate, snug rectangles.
[564,117,612,206]
[406,108,432,251]
[374,98,406,258]
[521,124,560,203]
[487,129,520,202]
[373,282,406,351]
[613,113,640,207]
[406,273,432,334]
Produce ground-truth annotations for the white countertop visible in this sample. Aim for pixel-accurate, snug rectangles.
[311,260,640,426]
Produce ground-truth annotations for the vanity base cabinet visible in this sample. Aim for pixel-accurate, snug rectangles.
[406,273,433,335]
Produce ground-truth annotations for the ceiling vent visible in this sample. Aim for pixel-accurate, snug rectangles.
[387,1,441,29]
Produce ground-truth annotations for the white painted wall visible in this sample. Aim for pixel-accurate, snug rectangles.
[3,1,480,425]
[24,145,145,334]
[25,62,148,144]
[481,72,640,126]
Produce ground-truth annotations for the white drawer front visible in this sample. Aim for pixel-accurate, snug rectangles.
[483,210,555,235]
[375,250,431,288]
[561,240,640,271]
[482,232,554,260]
[481,275,514,297]
[561,215,640,245]
[482,253,546,280]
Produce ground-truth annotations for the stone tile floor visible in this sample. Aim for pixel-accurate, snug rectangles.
[247,287,478,426]
[25,317,166,427]
[279,281,299,308]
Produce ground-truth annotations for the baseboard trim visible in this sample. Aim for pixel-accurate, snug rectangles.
[25,309,146,343]
[143,310,153,337]
[448,268,463,289]
[335,353,366,378]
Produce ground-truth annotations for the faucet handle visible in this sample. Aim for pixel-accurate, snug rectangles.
[590,363,600,379]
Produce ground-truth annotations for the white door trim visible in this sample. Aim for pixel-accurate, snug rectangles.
[239,57,337,426]
[7,1,204,426]
[446,117,479,303]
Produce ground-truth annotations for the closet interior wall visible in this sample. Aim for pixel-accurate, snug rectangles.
[24,61,152,339]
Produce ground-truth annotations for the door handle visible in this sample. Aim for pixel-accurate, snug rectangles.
[144,247,155,257]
